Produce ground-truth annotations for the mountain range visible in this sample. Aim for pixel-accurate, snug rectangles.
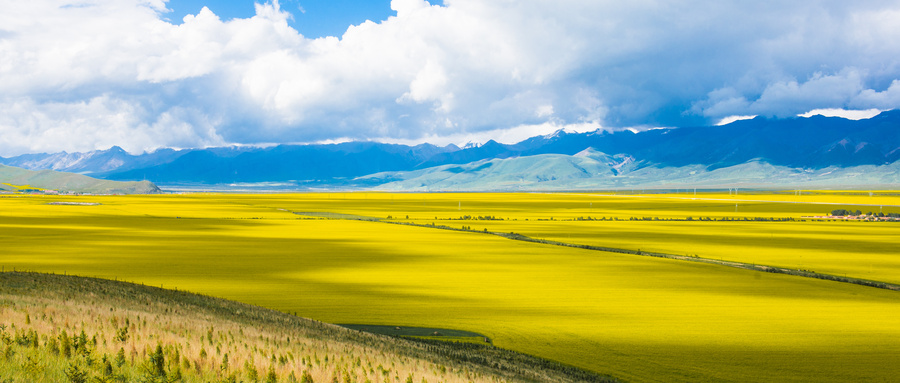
[2,111,899,190]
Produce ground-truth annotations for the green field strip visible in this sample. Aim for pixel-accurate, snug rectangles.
[407,336,490,345]
[338,324,492,344]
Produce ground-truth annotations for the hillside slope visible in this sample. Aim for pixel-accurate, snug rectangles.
[421,111,900,169]
[365,149,900,191]
[0,164,159,194]
[0,272,614,383]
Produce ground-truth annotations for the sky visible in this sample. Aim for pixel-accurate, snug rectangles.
[1,0,900,156]
[165,0,418,38]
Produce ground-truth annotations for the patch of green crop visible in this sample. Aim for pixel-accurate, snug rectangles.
[339,324,492,346]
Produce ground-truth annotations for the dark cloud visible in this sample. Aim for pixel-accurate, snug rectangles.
[1,0,899,155]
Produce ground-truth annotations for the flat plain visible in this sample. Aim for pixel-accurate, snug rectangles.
[2,191,899,382]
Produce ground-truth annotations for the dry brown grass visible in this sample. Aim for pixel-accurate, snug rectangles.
[0,271,614,383]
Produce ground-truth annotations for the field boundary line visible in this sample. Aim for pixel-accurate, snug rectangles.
[487,231,900,292]
[384,218,900,292]
[284,208,900,292]
[551,192,900,208]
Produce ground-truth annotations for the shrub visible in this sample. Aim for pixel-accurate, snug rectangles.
[60,331,72,358]
[245,360,259,382]
[65,361,88,383]
[48,334,60,355]
[115,326,128,342]
[115,347,127,367]
[149,344,166,377]
[101,355,114,376]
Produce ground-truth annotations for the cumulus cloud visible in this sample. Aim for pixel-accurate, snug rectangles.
[852,80,900,109]
[379,121,606,148]
[1,0,900,156]
[0,96,225,155]
[695,69,869,118]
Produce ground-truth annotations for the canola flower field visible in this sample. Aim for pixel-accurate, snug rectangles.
[2,191,899,382]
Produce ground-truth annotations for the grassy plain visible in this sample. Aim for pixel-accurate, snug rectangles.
[2,192,900,382]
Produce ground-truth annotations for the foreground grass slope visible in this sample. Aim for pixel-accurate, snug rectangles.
[3,192,900,381]
[0,272,611,383]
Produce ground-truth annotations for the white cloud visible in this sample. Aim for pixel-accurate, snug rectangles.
[391,0,431,18]
[1,0,900,156]
[397,60,452,111]
[0,96,225,155]
[696,68,898,120]
[798,108,882,120]
[377,121,605,148]
[852,80,900,109]
[535,105,554,118]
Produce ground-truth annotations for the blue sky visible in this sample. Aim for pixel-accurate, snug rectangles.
[166,0,423,38]
[1,1,899,155]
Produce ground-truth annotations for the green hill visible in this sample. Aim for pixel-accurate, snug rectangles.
[0,164,159,194]
[364,149,900,191]
[0,272,614,383]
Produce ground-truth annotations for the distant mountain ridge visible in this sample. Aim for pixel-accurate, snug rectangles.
[99,142,459,184]
[2,110,898,189]
[364,150,900,191]
[0,146,184,175]
[450,110,900,170]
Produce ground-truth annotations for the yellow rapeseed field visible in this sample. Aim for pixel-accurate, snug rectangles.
[476,220,900,281]
[2,192,899,382]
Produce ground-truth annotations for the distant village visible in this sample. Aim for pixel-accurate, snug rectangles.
[805,209,900,222]
[0,187,114,196]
